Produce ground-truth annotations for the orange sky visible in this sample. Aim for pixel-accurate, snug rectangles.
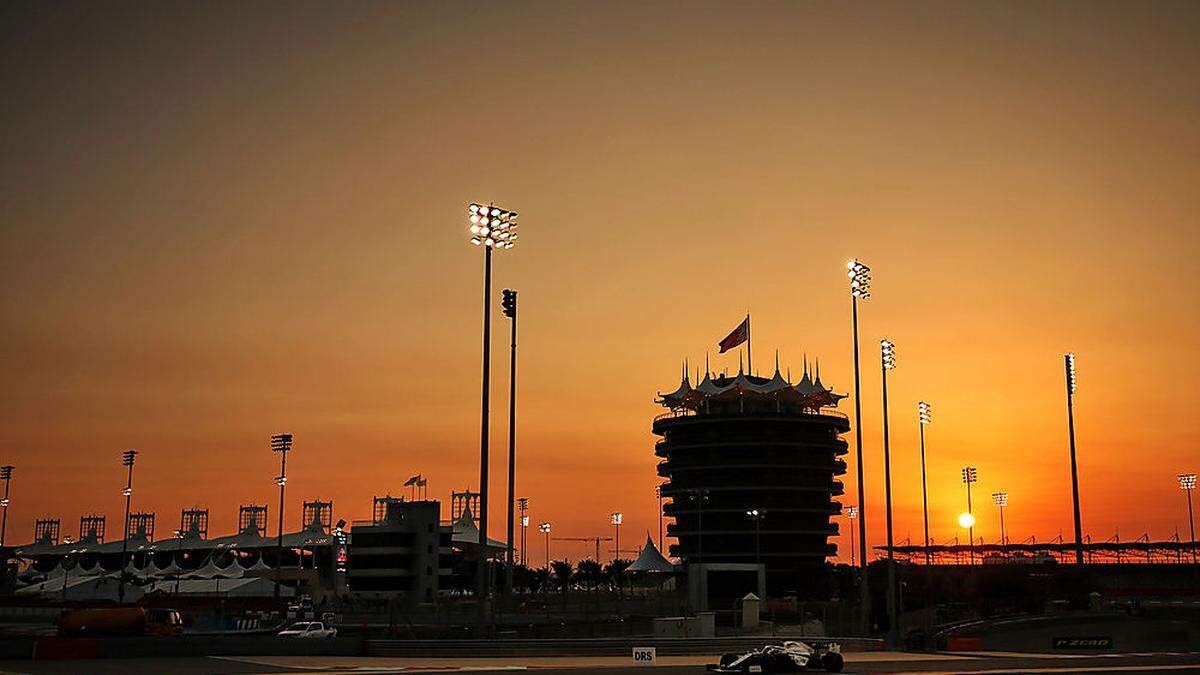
[1,1,1198,563]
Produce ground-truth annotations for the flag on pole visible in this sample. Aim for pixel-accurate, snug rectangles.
[404,475,421,486]
[718,317,750,354]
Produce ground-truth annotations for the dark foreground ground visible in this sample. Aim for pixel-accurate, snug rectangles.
[1,651,1198,674]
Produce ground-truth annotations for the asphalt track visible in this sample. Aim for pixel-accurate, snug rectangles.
[1,651,1199,674]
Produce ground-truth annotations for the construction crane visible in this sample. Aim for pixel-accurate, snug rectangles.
[553,536,613,561]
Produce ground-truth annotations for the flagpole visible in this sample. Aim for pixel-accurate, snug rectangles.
[746,313,752,375]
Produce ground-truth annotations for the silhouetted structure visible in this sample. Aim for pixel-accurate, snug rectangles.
[656,359,849,594]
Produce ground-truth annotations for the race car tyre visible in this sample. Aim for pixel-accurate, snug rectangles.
[821,652,844,672]
[719,653,738,668]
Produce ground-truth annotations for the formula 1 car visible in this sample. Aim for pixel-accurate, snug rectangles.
[707,640,844,673]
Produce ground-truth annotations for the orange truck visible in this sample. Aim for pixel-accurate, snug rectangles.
[56,607,183,637]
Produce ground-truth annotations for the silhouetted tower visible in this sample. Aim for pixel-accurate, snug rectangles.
[180,509,209,539]
[302,500,333,533]
[239,504,268,536]
[452,491,480,525]
[656,356,850,594]
[79,515,105,543]
[34,519,60,546]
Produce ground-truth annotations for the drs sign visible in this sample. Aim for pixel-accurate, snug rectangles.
[632,647,657,665]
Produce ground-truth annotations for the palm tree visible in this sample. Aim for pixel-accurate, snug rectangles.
[550,559,574,600]
[604,559,632,598]
[529,566,551,594]
[575,559,603,595]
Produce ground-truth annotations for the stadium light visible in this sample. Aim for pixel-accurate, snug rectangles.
[118,450,138,602]
[1063,352,1084,565]
[879,337,898,646]
[992,492,1009,545]
[538,522,551,569]
[270,433,293,599]
[746,509,766,564]
[961,466,977,564]
[468,202,520,623]
[846,259,871,628]
[1180,473,1197,566]
[0,465,11,547]
[917,402,932,565]
[844,505,859,568]
[503,288,520,596]
[611,512,623,561]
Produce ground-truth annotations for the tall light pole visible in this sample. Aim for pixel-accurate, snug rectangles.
[610,512,623,561]
[1064,353,1084,565]
[686,488,709,565]
[961,467,978,564]
[271,433,293,599]
[0,465,13,547]
[538,522,551,569]
[847,259,872,619]
[502,288,519,597]
[992,492,1009,546]
[880,338,898,644]
[845,505,858,568]
[918,402,932,566]
[746,509,765,564]
[517,498,529,566]
[468,202,518,622]
[1180,474,1197,566]
[656,485,665,552]
[118,450,137,603]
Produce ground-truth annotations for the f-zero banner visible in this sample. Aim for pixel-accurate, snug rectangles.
[1053,636,1113,649]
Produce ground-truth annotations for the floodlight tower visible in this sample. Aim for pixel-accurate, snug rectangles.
[1180,473,1197,566]
[846,259,871,616]
[746,509,766,564]
[961,466,978,564]
[611,512,623,561]
[538,522,551,569]
[1064,353,1084,565]
[844,505,858,567]
[467,202,518,620]
[502,288,519,596]
[992,492,1009,546]
[879,338,898,645]
[118,450,137,602]
[685,488,710,563]
[0,465,12,547]
[917,402,932,565]
[271,433,293,598]
[517,498,529,566]
[656,485,665,552]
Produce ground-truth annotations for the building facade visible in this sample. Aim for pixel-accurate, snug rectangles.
[346,498,452,603]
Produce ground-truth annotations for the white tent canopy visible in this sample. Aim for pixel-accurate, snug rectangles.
[626,536,675,573]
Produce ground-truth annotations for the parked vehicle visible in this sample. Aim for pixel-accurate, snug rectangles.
[277,621,337,638]
[57,607,183,637]
[709,640,843,673]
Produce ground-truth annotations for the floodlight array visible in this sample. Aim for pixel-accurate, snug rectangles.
[847,259,872,299]
[468,203,519,249]
[881,338,896,370]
